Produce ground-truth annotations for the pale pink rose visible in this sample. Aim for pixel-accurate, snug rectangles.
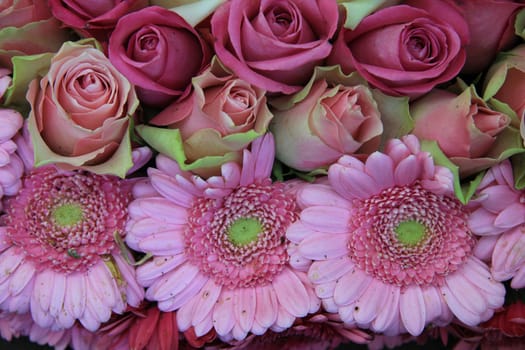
[411,86,510,176]
[146,59,274,177]
[26,41,140,177]
[328,0,469,99]
[450,0,524,74]
[48,0,148,43]
[0,0,72,70]
[108,6,211,108]
[271,77,383,171]
[211,0,339,94]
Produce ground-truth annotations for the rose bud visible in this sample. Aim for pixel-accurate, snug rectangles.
[328,0,469,99]
[411,85,512,177]
[48,0,148,43]
[270,66,383,172]
[26,41,140,177]
[139,57,274,177]
[108,6,211,108]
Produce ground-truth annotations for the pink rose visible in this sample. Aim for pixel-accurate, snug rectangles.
[139,58,274,177]
[328,0,469,99]
[450,0,524,75]
[0,0,72,70]
[411,86,511,176]
[270,67,383,171]
[108,6,211,108]
[26,41,140,177]
[48,0,148,43]
[211,0,339,94]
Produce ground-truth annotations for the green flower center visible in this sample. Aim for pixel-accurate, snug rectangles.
[228,218,262,246]
[395,220,426,246]
[52,203,83,227]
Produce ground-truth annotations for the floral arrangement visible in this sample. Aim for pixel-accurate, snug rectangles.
[1,1,525,349]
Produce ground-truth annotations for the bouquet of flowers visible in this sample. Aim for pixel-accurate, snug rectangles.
[1,0,525,349]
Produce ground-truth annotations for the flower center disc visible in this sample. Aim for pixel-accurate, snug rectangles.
[228,218,262,246]
[395,220,426,246]
[185,180,297,289]
[52,203,83,227]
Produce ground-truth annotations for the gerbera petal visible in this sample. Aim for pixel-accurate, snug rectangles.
[136,254,186,287]
[365,152,395,190]
[213,289,236,337]
[85,279,111,324]
[147,263,200,302]
[421,286,446,324]
[299,233,348,260]
[64,272,87,319]
[138,232,186,256]
[150,171,196,208]
[333,269,372,306]
[315,281,336,299]
[480,185,520,212]
[441,283,481,326]
[399,285,426,336]
[79,302,101,332]
[32,270,55,313]
[353,279,385,325]
[371,285,400,333]
[300,206,351,234]
[285,220,311,243]
[87,264,118,311]
[494,203,525,229]
[0,247,24,284]
[48,273,66,318]
[30,295,54,329]
[297,184,349,209]
[394,155,420,186]
[308,256,353,284]
[192,279,222,326]
[177,294,198,332]
[157,273,208,311]
[234,288,257,334]
[329,165,379,199]
[255,285,278,329]
[131,198,189,225]
[510,265,525,289]
[8,261,35,296]
[468,208,500,235]
[272,268,309,318]
[462,257,505,308]
[274,305,295,330]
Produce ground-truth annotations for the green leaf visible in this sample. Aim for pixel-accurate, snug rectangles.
[512,152,525,190]
[421,140,484,204]
[338,0,398,30]
[372,89,413,150]
[515,8,525,40]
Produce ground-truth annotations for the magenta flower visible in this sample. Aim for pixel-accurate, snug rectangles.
[0,164,144,331]
[0,108,24,211]
[287,135,505,336]
[125,134,320,341]
[469,160,525,289]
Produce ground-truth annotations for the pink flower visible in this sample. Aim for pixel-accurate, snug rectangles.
[287,135,505,336]
[450,0,524,75]
[125,134,320,341]
[108,6,211,108]
[0,0,72,70]
[211,0,339,94]
[327,0,469,99]
[26,41,140,178]
[0,165,144,331]
[469,160,525,289]
[0,68,11,101]
[0,108,24,211]
[271,67,383,171]
[411,86,511,177]
[48,0,148,43]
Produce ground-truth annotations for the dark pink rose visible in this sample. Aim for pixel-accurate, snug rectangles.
[211,0,339,94]
[0,0,51,28]
[108,6,211,108]
[328,0,469,99]
[48,0,148,43]
[450,0,524,75]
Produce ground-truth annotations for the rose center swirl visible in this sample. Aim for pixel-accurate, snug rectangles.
[185,179,297,289]
[347,182,476,287]
[4,167,130,274]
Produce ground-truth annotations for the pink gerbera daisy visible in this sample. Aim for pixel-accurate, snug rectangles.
[0,163,144,331]
[469,160,525,288]
[125,134,320,341]
[0,108,24,211]
[287,135,505,336]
